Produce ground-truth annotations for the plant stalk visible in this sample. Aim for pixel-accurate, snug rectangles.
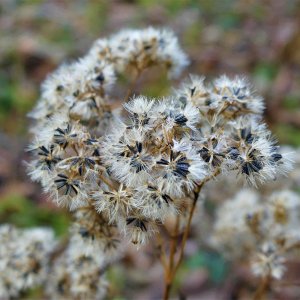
[162,184,203,300]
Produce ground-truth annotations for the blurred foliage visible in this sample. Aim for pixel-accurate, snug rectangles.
[283,95,300,111]
[0,193,70,236]
[253,63,278,81]
[107,266,128,299]
[20,286,44,300]
[186,251,228,283]
[274,123,300,147]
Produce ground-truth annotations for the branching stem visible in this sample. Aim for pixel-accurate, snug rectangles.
[162,183,203,300]
[253,275,271,300]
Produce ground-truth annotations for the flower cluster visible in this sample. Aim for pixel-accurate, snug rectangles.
[27,27,291,248]
[46,224,109,300]
[0,223,113,300]
[24,27,294,298]
[89,27,189,78]
[0,225,56,299]
[210,189,300,280]
[29,27,188,134]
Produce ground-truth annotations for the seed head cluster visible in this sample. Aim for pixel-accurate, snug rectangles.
[22,27,293,298]
[27,27,291,246]
[0,225,56,298]
[211,189,300,280]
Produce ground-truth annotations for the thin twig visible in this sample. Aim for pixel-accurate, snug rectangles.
[162,184,203,300]
[161,166,223,299]
[169,215,180,272]
[71,144,79,156]
[156,231,168,270]
[124,69,142,103]
[173,186,202,275]
[162,215,180,300]
[98,173,117,190]
[253,275,271,300]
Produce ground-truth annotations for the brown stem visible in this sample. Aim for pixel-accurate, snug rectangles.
[162,184,203,300]
[71,144,79,156]
[156,232,168,270]
[163,215,180,300]
[98,173,118,190]
[163,281,172,300]
[169,215,180,272]
[124,68,142,102]
[173,195,198,274]
[253,275,271,300]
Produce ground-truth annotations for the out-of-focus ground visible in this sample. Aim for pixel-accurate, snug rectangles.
[0,0,300,299]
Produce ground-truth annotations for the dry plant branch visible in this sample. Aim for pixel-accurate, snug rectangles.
[162,184,203,300]
[253,275,271,300]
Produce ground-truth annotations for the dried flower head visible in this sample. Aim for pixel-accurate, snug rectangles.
[23,26,294,298]
[0,225,56,298]
[211,189,300,280]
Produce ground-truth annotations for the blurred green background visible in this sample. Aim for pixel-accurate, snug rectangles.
[0,0,299,298]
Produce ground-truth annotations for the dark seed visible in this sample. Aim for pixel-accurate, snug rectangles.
[271,153,282,162]
[174,114,188,125]
[190,87,196,97]
[157,159,169,165]
[79,227,89,238]
[95,73,105,82]
[56,85,64,92]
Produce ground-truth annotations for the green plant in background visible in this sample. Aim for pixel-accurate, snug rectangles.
[186,251,228,283]
[0,193,70,236]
